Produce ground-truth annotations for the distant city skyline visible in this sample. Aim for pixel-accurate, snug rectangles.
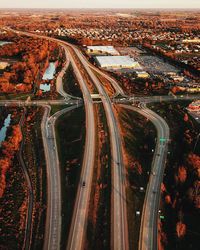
[0,0,200,9]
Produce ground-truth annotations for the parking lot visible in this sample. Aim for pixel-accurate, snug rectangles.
[135,55,179,74]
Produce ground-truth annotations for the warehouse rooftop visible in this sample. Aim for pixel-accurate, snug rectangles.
[95,55,141,69]
[87,46,120,55]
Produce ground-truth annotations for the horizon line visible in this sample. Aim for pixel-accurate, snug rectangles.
[0,7,199,10]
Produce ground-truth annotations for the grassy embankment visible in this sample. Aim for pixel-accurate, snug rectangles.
[22,107,47,250]
[93,70,115,97]
[50,105,71,116]
[55,107,85,250]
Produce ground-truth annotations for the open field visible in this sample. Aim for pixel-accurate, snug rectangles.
[63,63,83,97]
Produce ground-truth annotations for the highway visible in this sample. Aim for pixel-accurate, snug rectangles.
[4,28,128,250]
[41,53,84,250]
[34,27,97,250]
[0,40,83,250]
[42,30,128,250]
[42,104,82,250]
[72,48,125,96]
[72,46,129,250]
[89,65,125,97]
[56,47,82,101]
[40,41,96,250]
[0,99,81,106]
[1,94,196,250]
[63,40,96,250]
[41,105,61,250]
[43,40,198,250]
[0,42,86,250]
[77,51,125,97]
[114,94,200,104]
[0,94,198,107]
[120,103,170,250]
[3,26,98,250]
[5,27,124,98]
[3,27,199,250]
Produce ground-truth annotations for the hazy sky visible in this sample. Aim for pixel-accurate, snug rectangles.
[0,0,200,9]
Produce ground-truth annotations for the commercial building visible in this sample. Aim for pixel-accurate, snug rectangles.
[86,46,120,56]
[182,39,200,44]
[187,100,200,112]
[95,55,141,70]
[0,62,9,70]
[136,71,149,78]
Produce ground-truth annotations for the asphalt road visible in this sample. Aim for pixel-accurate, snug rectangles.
[73,46,129,250]
[56,48,82,101]
[2,27,97,250]
[76,50,126,97]
[0,36,83,250]
[41,105,61,250]
[2,27,199,250]
[0,92,196,250]
[41,44,95,250]
[120,103,170,250]
[63,42,96,250]
[114,94,200,104]
[42,105,81,250]
[89,65,126,97]
[4,27,124,99]
[0,94,198,107]
[7,28,128,250]
[0,99,81,106]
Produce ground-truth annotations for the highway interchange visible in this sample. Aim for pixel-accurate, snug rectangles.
[1,27,199,250]
[6,28,129,250]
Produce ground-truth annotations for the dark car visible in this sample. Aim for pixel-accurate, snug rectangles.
[82,181,86,187]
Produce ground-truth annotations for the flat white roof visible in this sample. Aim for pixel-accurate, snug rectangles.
[136,71,149,74]
[87,46,119,55]
[96,56,141,69]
